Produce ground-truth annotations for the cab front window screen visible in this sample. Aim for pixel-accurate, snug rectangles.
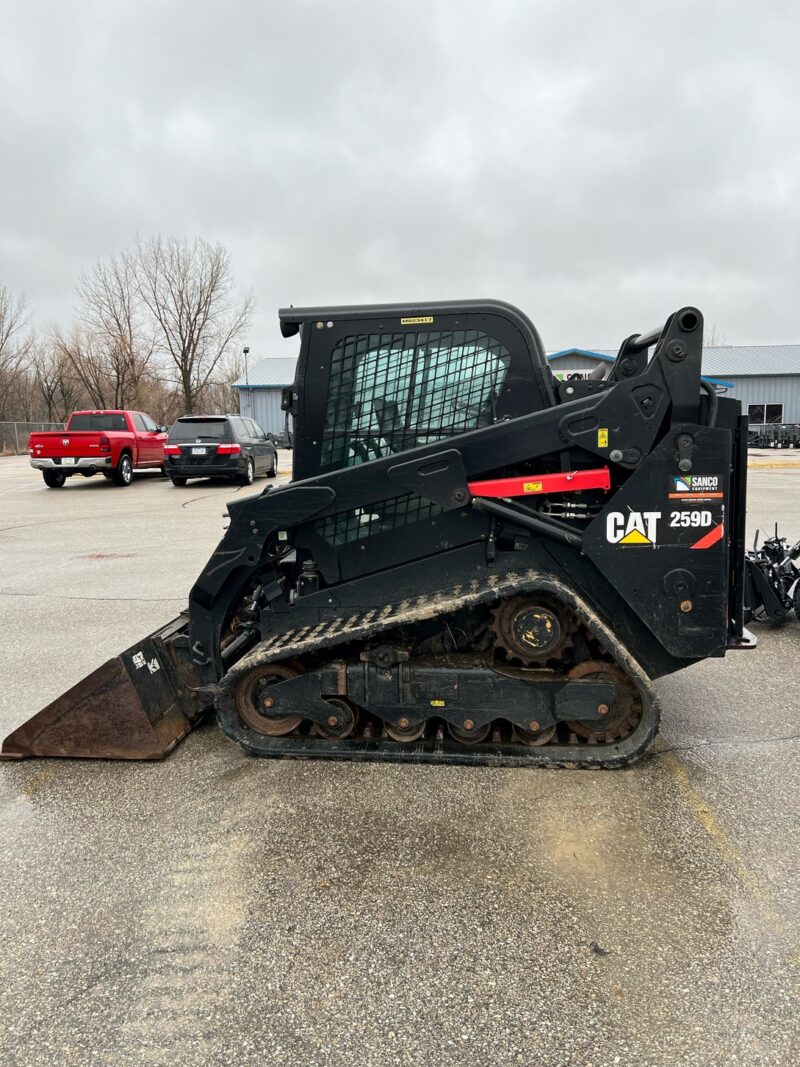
[321,329,510,470]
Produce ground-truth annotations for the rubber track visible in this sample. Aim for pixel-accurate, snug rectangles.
[215,570,660,768]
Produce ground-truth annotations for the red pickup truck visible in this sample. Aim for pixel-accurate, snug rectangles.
[28,410,168,488]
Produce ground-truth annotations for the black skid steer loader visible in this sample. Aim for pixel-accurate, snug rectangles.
[2,300,754,768]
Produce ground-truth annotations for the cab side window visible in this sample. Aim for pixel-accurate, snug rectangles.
[321,329,511,471]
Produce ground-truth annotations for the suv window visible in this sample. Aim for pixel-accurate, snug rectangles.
[69,413,128,431]
[247,419,264,440]
[169,418,231,442]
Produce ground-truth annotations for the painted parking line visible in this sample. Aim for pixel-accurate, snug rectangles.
[662,753,793,943]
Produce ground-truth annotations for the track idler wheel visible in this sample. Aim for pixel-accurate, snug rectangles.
[314,698,358,739]
[234,663,303,736]
[492,596,573,665]
[564,661,641,742]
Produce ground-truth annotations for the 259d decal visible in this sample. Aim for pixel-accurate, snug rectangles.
[606,508,725,549]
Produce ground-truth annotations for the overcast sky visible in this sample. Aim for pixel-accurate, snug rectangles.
[1,0,798,356]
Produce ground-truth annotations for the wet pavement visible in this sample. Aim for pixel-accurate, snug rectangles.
[0,454,798,1066]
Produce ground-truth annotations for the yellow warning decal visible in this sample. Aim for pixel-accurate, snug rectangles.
[598,428,609,448]
[401,316,434,325]
[430,699,445,707]
[618,529,652,545]
[523,481,543,493]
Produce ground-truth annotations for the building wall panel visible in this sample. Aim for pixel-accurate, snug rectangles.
[724,376,800,422]
[237,388,287,435]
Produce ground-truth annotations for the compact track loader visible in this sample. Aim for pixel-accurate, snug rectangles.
[2,300,754,768]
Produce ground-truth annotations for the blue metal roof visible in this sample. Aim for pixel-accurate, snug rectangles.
[547,348,735,390]
[233,356,297,389]
[548,348,616,363]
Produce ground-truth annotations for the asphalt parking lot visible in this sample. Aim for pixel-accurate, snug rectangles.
[0,452,798,1067]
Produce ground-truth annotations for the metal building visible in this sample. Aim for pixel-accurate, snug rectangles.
[233,356,297,440]
[548,345,800,423]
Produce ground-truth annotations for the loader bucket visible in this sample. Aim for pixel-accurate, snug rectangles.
[1,620,208,761]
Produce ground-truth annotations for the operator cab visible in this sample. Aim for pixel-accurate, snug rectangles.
[278,300,555,480]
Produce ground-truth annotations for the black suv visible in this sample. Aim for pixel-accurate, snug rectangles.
[164,415,278,487]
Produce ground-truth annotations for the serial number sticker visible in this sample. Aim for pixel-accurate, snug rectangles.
[598,428,609,448]
[132,652,146,669]
[523,481,543,493]
[430,699,445,707]
[401,316,434,325]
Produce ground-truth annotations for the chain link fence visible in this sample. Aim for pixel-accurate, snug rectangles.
[0,421,64,456]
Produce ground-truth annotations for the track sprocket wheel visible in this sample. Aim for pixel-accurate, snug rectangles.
[234,663,303,736]
[564,660,642,742]
[491,596,574,666]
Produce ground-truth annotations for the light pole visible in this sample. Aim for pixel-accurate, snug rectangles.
[243,346,250,417]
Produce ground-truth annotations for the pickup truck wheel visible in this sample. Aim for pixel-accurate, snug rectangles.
[42,470,67,489]
[112,454,133,487]
[240,457,255,486]
[170,476,187,487]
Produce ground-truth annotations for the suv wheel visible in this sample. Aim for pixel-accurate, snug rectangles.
[171,476,187,487]
[241,457,255,486]
[112,454,133,487]
[267,454,277,478]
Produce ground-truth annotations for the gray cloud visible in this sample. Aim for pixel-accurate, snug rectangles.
[1,0,798,356]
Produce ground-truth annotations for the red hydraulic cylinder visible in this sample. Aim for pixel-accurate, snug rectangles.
[468,467,611,498]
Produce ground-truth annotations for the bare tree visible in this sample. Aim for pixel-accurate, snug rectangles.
[704,323,727,347]
[135,236,253,413]
[0,286,34,419]
[74,252,154,407]
[201,350,246,416]
[52,325,121,408]
[33,339,87,423]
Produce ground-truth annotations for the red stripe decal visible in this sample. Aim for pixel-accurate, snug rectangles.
[690,523,724,550]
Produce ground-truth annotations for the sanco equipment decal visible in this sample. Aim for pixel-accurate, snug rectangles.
[669,474,723,500]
